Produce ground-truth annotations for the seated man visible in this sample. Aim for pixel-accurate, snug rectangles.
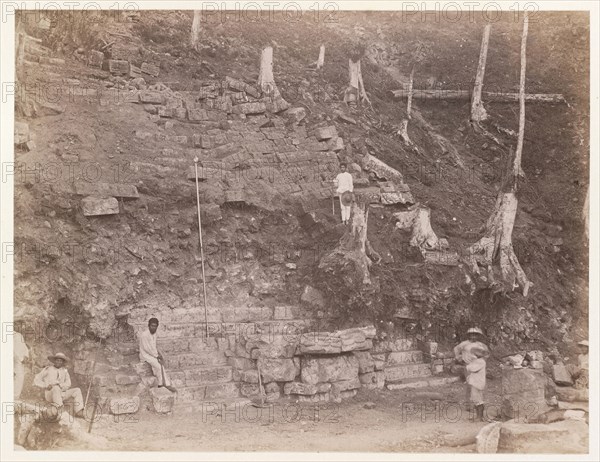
[567,339,589,389]
[34,353,84,418]
[139,317,176,393]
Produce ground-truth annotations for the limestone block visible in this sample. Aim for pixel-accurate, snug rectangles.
[353,351,375,373]
[109,396,140,415]
[81,196,119,216]
[108,59,129,75]
[553,364,573,386]
[314,126,338,141]
[141,62,160,77]
[139,91,164,104]
[149,387,174,414]
[258,358,298,382]
[300,355,359,385]
[299,332,342,355]
[88,50,104,68]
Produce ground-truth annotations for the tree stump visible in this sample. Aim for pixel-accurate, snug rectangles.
[467,193,531,296]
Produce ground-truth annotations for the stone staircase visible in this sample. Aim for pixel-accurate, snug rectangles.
[372,333,458,391]
[118,314,315,406]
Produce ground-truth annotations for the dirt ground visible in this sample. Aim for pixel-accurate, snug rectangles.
[61,380,503,453]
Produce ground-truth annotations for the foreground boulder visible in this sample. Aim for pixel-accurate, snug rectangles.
[501,367,548,420]
[498,419,588,453]
[149,387,175,414]
[109,396,140,415]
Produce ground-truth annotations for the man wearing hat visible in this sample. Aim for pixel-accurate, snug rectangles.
[454,327,490,421]
[333,163,354,225]
[138,317,176,393]
[33,353,84,417]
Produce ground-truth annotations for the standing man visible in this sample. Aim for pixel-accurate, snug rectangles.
[14,316,30,399]
[454,327,490,421]
[34,353,84,418]
[333,163,354,225]
[138,317,176,393]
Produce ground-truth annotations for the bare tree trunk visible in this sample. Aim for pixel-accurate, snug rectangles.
[191,11,202,51]
[344,58,370,106]
[471,24,491,123]
[406,65,415,119]
[513,13,529,181]
[319,202,377,286]
[258,46,279,97]
[398,66,415,145]
[17,32,25,68]
[584,185,589,239]
[394,206,441,250]
[468,193,531,296]
[466,15,531,297]
[316,44,325,69]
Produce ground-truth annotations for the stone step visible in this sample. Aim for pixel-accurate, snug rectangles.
[372,337,418,353]
[384,363,432,383]
[175,381,240,402]
[385,350,424,366]
[165,351,229,369]
[129,160,181,177]
[114,339,223,356]
[386,375,461,391]
[169,365,233,388]
[128,319,313,339]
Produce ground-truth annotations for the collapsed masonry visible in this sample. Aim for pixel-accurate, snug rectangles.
[15,40,468,422]
[65,318,458,416]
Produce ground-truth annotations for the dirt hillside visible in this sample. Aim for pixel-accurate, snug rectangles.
[14,9,589,364]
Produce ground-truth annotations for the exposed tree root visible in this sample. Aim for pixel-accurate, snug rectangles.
[319,202,378,287]
[467,192,531,296]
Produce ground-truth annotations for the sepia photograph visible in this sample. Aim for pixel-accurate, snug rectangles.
[0,1,597,459]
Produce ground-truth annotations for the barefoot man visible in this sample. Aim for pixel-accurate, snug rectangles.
[139,317,176,393]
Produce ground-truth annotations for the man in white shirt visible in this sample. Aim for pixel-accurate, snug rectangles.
[453,327,490,421]
[34,353,84,418]
[139,317,176,392]
[13,320,30,399]
[333,163,354,225]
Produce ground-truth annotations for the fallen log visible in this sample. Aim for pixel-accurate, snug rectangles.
[391,89,566,103]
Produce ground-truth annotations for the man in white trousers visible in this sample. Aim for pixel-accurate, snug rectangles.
[334,163,354,225]
[139,317,177,393]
